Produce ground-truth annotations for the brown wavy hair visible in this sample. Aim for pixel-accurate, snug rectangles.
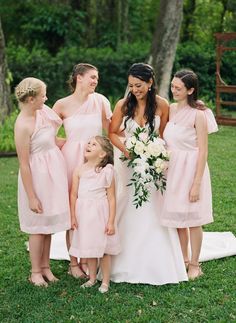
[122,63,158,134]
[174,69,206,110]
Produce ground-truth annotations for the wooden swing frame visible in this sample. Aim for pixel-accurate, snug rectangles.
[214,32,236,125]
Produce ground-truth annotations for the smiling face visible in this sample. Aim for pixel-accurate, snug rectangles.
[84,137,106,161]
[128,75,152,100]
[30,84,48,110]
[171,77,194,103]
[77,68,99,94]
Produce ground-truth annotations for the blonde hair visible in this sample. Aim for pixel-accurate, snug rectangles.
[68,63,98,92]
[95,136,114,169]
[15,77,46,103]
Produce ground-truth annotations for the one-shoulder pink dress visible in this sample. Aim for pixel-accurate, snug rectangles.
[69,164,121,258]
[61,93,112,187]
[18,105,71,234]
[161,106,218,228]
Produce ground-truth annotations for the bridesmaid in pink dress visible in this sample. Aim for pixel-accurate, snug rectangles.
[53,63,112,278]
[14,78,70,286]
[161,69,218,280]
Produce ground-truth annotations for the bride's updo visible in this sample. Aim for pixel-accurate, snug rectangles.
[122,63,158,134]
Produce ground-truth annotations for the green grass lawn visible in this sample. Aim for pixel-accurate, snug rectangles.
[0,126,235,323]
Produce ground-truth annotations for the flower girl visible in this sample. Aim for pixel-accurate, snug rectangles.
[69,136,120,293]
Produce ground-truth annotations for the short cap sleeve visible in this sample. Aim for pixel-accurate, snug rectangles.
[100,94,112,120]
[101,164,114,188]
[204,108,218,134]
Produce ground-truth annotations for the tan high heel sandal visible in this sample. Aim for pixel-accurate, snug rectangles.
[188,262,203,280]
[184,261,190,270]
[28,271,48,287]
[41,266,59,283]
[68,264,87,279]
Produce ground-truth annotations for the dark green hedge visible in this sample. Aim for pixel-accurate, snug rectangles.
[6,41,236,106]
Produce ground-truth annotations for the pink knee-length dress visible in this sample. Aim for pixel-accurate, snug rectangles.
[18,105,71,234]
[69,164,121,258]
[61,93,112,187]
[160,106,218,228]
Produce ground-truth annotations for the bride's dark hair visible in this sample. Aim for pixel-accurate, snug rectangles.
[122,63,158,134]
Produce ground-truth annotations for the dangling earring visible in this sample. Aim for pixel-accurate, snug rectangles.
[148,87,151,91]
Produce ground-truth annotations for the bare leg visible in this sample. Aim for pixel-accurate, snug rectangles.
[67,229,85,278]
[188,226,203,279]
[177,228,189,267]
[100,254,111,286]
[87,258,97,283]
[99,254,111,293]
[81,258,97,288]
[29,234,47,286]
[41,234,58,282]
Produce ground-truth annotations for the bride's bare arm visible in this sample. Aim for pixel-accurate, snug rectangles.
[109,99,129,158]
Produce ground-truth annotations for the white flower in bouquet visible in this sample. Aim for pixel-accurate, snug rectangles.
[134,165,146,176]
[133,158,149,176]
[154,158,166,174]
[153,137,166,146]
[161,148,169,158]
[134,141,145,155]
[138,132,148,142]
[142,150,151,159]
[146,141,163,157]
[126,136,137,149]
[138,153,149,161]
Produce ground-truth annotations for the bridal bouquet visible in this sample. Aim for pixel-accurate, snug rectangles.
[121,127,169,208]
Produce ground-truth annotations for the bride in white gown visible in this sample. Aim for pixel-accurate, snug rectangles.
[108,63,188,285]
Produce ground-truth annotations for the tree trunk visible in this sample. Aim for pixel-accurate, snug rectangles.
[0,17,12,123]
[148,0,184,99]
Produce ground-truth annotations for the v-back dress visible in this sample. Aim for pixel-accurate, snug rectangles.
[18,105,71,234]
[61,92,112,187]
[69,164,121,258]
[161,106,218,228]
[110,116,188,285]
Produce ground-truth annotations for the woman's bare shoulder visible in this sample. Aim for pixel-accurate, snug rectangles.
[53,95,72,109]
[117,97,126,106]
[113,97,126,112]
[14,113,34,137]
[156,95,169,107]
[155,95,169,116]
[52,95,74,117]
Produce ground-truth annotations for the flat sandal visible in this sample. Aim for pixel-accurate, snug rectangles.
[188,262,203,280]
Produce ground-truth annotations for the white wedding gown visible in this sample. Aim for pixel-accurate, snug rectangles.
[49,117,236,284]
[109,116,188,284]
